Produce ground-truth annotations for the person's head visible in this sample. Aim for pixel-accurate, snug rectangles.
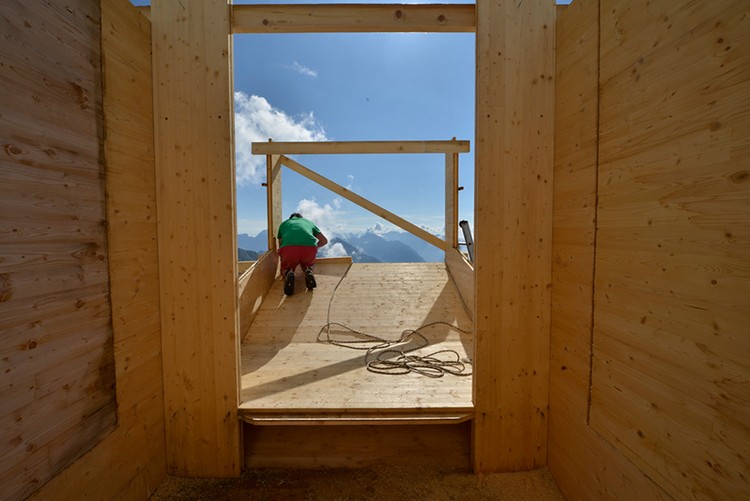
[289,212,303,219]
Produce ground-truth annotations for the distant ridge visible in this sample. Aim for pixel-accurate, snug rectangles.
[238,230,268,253]
[345,232,425,263]
[326,238,381,263]
[238,248,259,261]
[237,224,445,263]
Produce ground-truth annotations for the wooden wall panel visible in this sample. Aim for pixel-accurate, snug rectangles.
[239,250,278,341]
[151,0,242,477]
[245,423,471,470]
[550,0,599,440]
[0,2,118,498]
[445,248,474,320]
[29,0,167,498]
[551,0,750,499]
[473,0,555,471]
[549,1,670,499]
[590,1,750,498]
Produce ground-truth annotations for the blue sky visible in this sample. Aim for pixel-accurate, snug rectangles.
[131,1,570,239]
[233,30,475,237]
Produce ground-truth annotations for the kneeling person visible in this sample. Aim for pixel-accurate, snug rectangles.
[277,212,328,295]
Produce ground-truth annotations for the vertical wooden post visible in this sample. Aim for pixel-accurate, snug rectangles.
[266,151,282,250]
[445,150,459,251]
[473,0,555,471]
[151,0,241,476]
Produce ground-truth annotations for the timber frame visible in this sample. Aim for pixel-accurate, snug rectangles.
[138,3,476,33]
[7,1,749,499]
[146,0,554,476]
[251,140,469,252]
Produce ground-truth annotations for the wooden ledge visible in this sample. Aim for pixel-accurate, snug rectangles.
[239,410,474,426]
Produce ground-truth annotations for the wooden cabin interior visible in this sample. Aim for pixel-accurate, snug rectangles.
[1,0,748,499]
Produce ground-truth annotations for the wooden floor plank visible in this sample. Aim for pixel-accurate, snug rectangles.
[240,263,473,417]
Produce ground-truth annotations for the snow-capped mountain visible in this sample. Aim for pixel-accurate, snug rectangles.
[237,224,446,263]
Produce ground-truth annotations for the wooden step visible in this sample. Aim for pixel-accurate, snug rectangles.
[239,409,473,426]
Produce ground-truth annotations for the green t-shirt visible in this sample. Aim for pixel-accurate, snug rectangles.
[277,217,320,248]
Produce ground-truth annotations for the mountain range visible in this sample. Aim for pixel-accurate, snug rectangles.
[237,226,445,263]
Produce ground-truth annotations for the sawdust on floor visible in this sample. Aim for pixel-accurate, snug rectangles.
[150,465,565,500]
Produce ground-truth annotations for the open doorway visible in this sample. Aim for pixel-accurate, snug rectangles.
[233,32,475,264]
[234,30,476,427]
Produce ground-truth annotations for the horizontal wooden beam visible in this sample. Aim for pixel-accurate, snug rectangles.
[279,155,445,249]
[253,140,470,155]
[136,4,475,33]
[232,4,476,33]
[240,414,473,426]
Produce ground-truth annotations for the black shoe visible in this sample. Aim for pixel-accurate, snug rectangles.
[284,271,295,296]
[305,268,316,290]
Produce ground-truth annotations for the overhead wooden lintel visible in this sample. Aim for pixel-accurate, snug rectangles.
[232,4,476,34]
[135,4,476,33]
[253,140,470,155]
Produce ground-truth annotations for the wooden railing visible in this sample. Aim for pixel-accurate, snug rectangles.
[251,139,469,253]
[247,139,475,319]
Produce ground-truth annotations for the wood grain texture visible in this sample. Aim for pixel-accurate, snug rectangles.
[151,0,241,477]
[239,249,279,342]
[240,263,473,419]
[590,1,750,498]
[244,422,471,469]
[232,3,476,34]
[266,154,282,250]
[445,152,459,251]
[473,0,555,471]
[445,247,474,320]
[549,1,670,499]
[0,2,118,498]
[550,0,750,499]
[252,140,470,155]
[30,1,166,498]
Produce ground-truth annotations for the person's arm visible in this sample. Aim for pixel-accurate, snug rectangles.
[315,232,328,248]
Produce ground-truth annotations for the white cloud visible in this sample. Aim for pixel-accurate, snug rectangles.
[289,61,318,78]
[294,198,344,236]
[234,92,327,186]
[321,242,348,258]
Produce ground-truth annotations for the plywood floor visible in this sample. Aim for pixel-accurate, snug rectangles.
[239,262,474,424]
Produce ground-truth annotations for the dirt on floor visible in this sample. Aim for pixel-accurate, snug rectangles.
[149,465,566,501]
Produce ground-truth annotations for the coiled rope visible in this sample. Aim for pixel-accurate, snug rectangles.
[316,263,472,378]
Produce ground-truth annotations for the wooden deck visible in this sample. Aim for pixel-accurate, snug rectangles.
[239,262,474,425]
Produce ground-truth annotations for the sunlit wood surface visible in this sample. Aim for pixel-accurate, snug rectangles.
[240,263,473,423]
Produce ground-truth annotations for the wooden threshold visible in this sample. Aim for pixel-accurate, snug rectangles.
[240,262,474,425]
[240,411,473,426]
